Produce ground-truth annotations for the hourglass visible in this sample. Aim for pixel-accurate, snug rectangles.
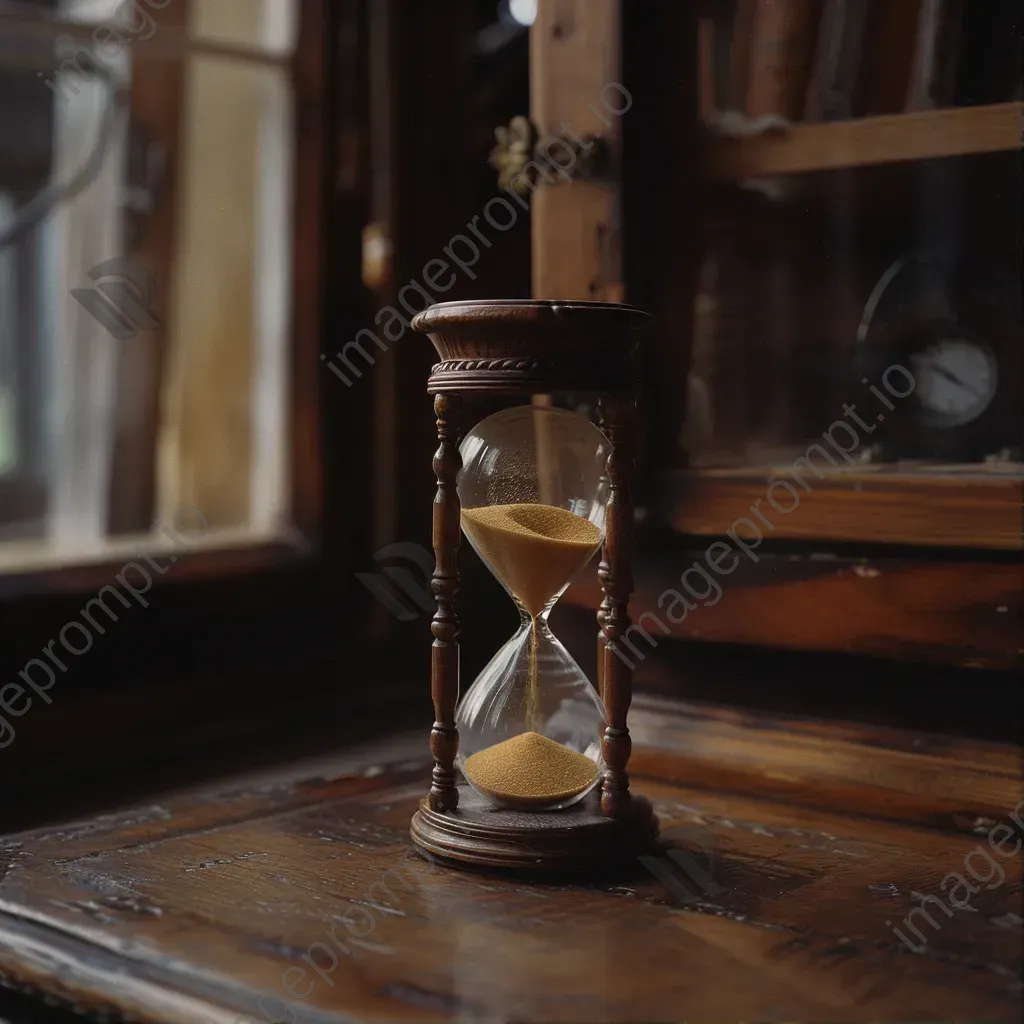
[410,299,658,873]
[457,404,608,811]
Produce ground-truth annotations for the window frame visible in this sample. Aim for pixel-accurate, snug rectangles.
[0,0,330,591]
[0,0,385,815]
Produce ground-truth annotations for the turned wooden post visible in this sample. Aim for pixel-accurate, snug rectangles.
[596,587,611,703]
[429,392,462,812]
[596,407,611,703]
[598,393,635,818]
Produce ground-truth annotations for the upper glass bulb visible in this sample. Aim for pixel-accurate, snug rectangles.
[455,405,610,811]
[458,405,609,614]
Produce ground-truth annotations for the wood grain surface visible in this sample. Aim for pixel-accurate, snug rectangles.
[0,702,1020,1022]
[531,0,622,302]
[662,466,1024,550]
[562,546,1023,668]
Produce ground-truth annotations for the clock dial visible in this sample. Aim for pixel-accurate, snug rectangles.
[911,336,997,427]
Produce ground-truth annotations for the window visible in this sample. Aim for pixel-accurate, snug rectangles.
[0,0,302,577]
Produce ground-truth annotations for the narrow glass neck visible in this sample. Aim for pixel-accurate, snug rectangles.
[517,605,553,629]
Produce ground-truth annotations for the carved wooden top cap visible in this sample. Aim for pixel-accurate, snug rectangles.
[412,299,651,395]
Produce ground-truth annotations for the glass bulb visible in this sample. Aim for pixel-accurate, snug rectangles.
[455,405,609,811]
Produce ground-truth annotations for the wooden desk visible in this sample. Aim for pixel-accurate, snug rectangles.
[0,698,1019,1022]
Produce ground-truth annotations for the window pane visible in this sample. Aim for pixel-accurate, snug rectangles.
[680,2,1022,475]
[0,0,297,575]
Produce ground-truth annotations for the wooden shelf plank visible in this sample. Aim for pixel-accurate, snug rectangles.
[706,102,1023,180]
[660,467,1024,549]
[562,551,1021,667]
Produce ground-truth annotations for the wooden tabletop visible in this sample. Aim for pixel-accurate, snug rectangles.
[0,698,1019,1022]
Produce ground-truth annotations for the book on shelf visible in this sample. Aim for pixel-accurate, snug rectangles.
[710,0,1019,132]
[905,0,964,110]
[728,0,757,112]
[698,16,716,120]
[856,0,922,115]
[954,0,1022,106]
[745,0,821,119]
[804,0,871,121]
[696,2,739,118]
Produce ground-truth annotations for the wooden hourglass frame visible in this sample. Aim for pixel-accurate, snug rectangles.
[409,299,658,873]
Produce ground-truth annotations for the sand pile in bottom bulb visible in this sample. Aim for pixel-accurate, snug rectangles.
[460,503,601,617]
[464,731,599,808]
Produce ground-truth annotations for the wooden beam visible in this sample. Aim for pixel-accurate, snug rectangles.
[531,0,622,300]
[563,550,1022,667]
[661,466,1024,549]
[707,101,1024,181]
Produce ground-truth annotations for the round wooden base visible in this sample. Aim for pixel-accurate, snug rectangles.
[410,786,660,875]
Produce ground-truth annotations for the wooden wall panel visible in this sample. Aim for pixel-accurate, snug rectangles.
[530,0,622,300]
[106,0,189,535]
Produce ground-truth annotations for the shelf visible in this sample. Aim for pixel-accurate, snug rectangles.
[659,464,1024,550]
[562,545,1020,667]
[706,102,1023,181]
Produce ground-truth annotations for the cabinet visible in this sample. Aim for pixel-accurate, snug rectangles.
[530,0,1022,672]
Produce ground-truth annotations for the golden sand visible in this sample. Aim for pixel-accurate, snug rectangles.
[460,503,601,617]
[464,731,599,807]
